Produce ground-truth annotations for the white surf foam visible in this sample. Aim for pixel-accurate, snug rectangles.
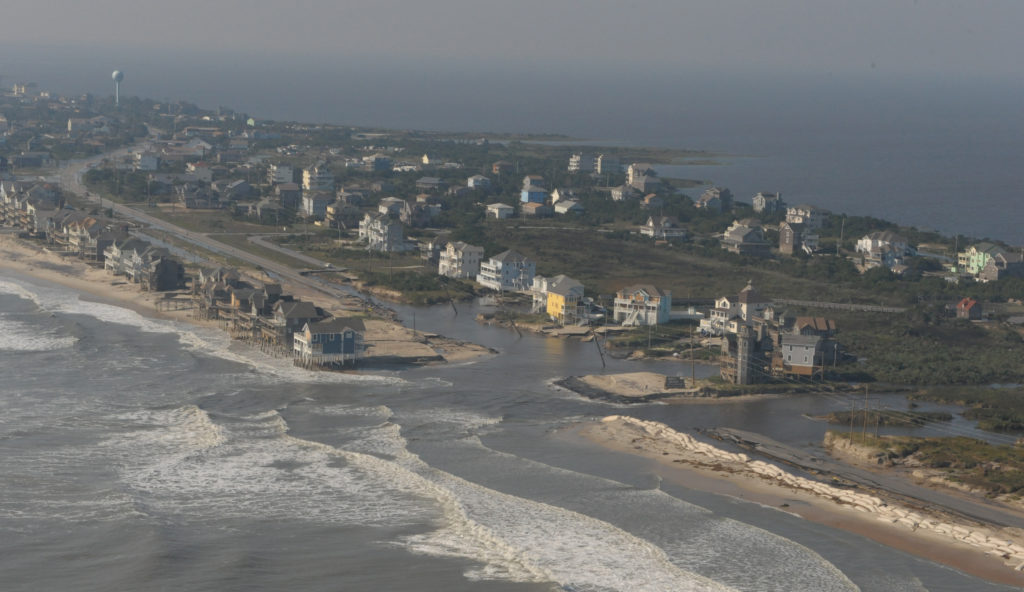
[106,406,435,528]
[111,405,227,451]
[0,278,45,303]
[97,400,862,591]
[303,404,394,419]
[438,431,862,592]
[0,276,404,386]
[398,407,503,433]
[384,439,732,590]
[102,402,734,590]
[0,315,77,352]
[660,513,860,592]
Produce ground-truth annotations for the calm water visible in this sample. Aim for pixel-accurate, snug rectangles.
[0,271,1016,591]
[1,47,1022,242]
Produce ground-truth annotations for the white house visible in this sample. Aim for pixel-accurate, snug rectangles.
[785,204,828,230]
[134,151,160,171]
[378,196,405,217]
[438,241,485,279]
[550,188,576,204]
[521,174,545,189]
[486,203,514,219]
[695,187,733,212]
[613,284,671,326]
[855,230,912,256]
[777,334,823,376]
[610,185,639,201]
[185,162,214,182]
[595,154,620,174]
[301,191,333,218]
[303,163,334,191]
[476,250,536,292]
[626,163,655,186]
[467,174,491,190]
[554,199,584,215]
[721,219,771,256]
[752,192,784,214]
[640,216,687,240]
[568,153,595,173]
[358,213,407,252]
[700,282,771,336]
[267,163,293,185]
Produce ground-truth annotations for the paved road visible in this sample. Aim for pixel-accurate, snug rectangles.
[772,299,906,314]
[57,139,377,311]
[707,427,1024,529]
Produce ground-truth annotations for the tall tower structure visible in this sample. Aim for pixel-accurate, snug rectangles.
[735,324,753,385]
[112,70,124,106]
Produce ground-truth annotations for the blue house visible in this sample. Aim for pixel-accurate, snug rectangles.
[520,185,548,204]
[293,317,366,368]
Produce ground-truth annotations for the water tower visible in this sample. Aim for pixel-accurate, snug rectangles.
[112,70,124,106]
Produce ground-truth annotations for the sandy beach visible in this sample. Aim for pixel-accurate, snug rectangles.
[0,234,493,367]
[558,371,790,404]
[570,415,1024,587]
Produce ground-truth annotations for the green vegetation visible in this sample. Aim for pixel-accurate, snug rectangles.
[360,271,477,305]
[823,410,953,428]
[911,386,1024,433]
[602,321,709,358]
[831,310,1024,386]
[832,431,1024,496]
[83,168,154,202]
[56,86,1024,397]
[206,233,313,270]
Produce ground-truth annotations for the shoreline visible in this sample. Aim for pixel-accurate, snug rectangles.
[567,415,1024,587]
[0,235,494,368]
[557,371,840,404]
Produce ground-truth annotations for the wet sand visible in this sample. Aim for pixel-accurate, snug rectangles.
[0,235,492,366]
[568,415,1024,588]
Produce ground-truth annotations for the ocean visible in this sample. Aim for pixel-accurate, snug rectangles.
[1,46,1022,242]
[3,48,1024,590]
[0,271,1017,591]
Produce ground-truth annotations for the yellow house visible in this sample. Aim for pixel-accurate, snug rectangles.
[545,276,585,324]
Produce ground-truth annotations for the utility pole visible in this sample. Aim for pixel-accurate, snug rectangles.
[837,215,845,256]
[690,326,696,388]
[849,397,856,442]
[862,386,870,440]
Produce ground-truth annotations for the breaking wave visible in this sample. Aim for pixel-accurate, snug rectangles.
[0,276,402,386]
[0,315,77,352]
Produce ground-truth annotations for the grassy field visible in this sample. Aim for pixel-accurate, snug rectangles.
[208,233,315,270]
[823,410,954,428]
[832,431,1024,496]
[911,386,1024,433]
[150,207,274,235]
[122,195,1024,394]
[828,309,1024,386]
[478,222,891,303]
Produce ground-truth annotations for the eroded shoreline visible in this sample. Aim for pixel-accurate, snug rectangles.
[0,235,494,368]
[572,415,1024,587]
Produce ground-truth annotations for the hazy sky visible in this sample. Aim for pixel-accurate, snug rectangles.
[6,1,1024,80]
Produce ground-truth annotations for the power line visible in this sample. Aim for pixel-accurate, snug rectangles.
[728,355,1019,445]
